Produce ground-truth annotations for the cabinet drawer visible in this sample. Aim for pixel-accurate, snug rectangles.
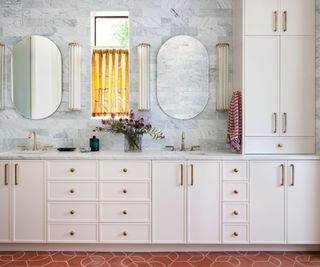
[223,162,247,180]
[48,203,98,222]
[48,161,98,180]
[101,223,150,243]
[223,182,248,202]
[223,203,248,223]
[101,181,150,201]
[48,224,98,243]
[101,160,150,180]
[223,225,248,243]
[48,181,98,201]
[245,137,315,154]
[101,203,150,222]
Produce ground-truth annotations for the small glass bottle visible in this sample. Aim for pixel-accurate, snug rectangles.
[90,136,100,151]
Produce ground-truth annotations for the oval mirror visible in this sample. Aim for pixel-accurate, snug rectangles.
[12,36,62,119]
[157,35,209,120]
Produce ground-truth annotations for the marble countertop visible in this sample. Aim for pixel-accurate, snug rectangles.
[0,150,320,160]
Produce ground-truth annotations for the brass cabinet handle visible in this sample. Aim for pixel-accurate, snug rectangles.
[290,164,295,186]
[180,164,184,186]
[123,168,128,173]
[122,231,127,236]
[233,168,239,173]
[280,164,285,186]
[70,188,75,194]
[233,232,239,237]
[190,164,194,186]
[122,210,127,215]
[70,168,75,173]
[233,189,239,194]
[4,163,8,186]
[277,144,283,148]
[70,210,75,215]
[69,231,75,236]
[14,163,18,185]
[123,189,127,194]
[233,211,239,216]
[282,113,287,133]
[273,113,277,133]
[273,11,278,32]
[283,11,287,32]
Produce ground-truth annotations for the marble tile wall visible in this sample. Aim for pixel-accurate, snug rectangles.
[0,0,318,153]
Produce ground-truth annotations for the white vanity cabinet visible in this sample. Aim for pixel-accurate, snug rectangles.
[152,160,220,244]
[0,161,46,243]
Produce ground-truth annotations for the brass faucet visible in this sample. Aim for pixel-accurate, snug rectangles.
[28,130,38,151]
[180,130,186,151]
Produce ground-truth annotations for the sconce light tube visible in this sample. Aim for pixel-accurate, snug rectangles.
[69,42,82,110]
[216,43,229,111]
[0,44,4,110]
[138,43,150,111]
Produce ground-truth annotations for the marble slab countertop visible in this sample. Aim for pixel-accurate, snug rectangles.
[0,150,320,160]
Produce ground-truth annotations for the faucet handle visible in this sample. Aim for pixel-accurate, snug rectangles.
[42,145,53,151]
[165,145,175,151]
[17,144,28,151]
[190,145,201,151]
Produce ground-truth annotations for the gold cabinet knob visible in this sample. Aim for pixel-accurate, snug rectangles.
[70,189,75,194]
[123,189,127,194]
[69,231,75,236]
[70,210,75,215]
[233,168,239,173]
[233,232,239,237]
[70,168,75,173]
[123,168,128,173]
[122,231,127,236]
[233,211,239,216]
[233,189,239,194]
[277,144,283,148]
[122,210,127,215]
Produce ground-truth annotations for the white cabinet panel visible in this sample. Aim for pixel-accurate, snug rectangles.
[280,36,315,137]
[12,161,45,242]
[0,161,10,242]
[281,0,315,35]
[153,161,186,243]
[250,161,285,244]
[245,0,280,35]
[187,161,220,243]
[287,161,320,244]
[245,36,279,136]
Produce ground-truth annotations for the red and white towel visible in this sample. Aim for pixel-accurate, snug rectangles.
[227,90,242,152]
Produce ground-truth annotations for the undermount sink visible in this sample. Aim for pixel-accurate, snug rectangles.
[13,150,48,154]
[162,150,207,156]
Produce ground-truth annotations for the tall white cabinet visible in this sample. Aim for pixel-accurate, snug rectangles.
[234,0,315,154]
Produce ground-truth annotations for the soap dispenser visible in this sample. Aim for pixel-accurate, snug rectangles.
[90,135,100,152]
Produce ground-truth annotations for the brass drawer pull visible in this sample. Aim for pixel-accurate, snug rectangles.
[273,11,278,32]
[122,231,127,236]
[123,168,128,173]
[233,189,239,194]
[233,232,239,237]
[290,164,295,186]
[69,231,75,236]
[4,163,8,186]
[190,164,194,186]
[233,168,239,173]
[70,210,75,215]
[180,164,184,186]
[273,113,277,133]
[123,189,127,194]
[233,211,239,216]
[282,113,287,133]
[70,168,75,173]
[277,144,283,148]
[283,11,287,32]
[14,163,18,185]
[280,164,285,186]
[122,210,127,215]
[70,189,75,194]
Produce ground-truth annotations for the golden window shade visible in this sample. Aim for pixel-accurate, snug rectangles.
[92,49,129,117]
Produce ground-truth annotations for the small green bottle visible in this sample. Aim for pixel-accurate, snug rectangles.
[90,136,100,151]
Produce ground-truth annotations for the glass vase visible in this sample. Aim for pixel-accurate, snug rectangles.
[124,135,142,152]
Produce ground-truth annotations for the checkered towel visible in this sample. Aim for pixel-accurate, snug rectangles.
[227,90,242,152]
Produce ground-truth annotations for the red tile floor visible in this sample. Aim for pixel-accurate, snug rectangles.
[0,251,320,267]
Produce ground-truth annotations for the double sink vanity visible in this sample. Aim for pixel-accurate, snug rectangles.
[1,150,320,251]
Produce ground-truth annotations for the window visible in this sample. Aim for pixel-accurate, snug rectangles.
[91,12,129,117]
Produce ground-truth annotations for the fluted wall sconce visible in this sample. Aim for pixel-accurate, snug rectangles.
[137,43,150,111]
[69,42,82,111]
[216,43,229,111]
[0,44,5,110]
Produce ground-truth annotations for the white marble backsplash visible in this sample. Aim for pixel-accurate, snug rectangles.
[0,0,319,153]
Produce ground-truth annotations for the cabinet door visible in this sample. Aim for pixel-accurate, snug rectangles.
[245,37,280,136]
[152,161,186,243]
[250,161,285,243]
[0,161,10,242]
[12,161,45,242]
[280,36,315,137]
[245,0,280,35]
[281,0,315,35]
[287,161,320,244]
[187,161,220,244]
